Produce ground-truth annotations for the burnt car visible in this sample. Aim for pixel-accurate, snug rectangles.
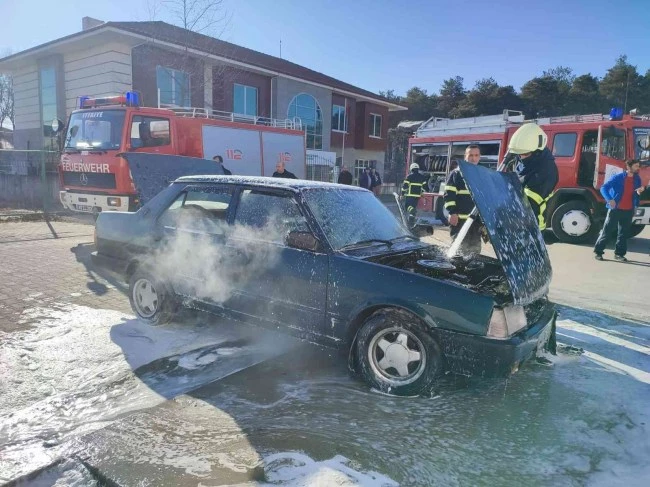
[93,158,556,396]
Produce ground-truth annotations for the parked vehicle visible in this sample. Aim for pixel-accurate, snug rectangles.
[92,162,556,396]
[408,109,650,243]
[55,92,306,214]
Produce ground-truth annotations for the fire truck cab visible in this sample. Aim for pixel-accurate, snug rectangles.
[408,109,650,244]
[57,92,306,214]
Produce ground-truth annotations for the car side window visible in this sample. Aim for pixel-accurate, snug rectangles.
[159,187,233,234]
[234,190,310,243]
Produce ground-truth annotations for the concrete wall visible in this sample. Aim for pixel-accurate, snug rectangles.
[273,76,332,151]
[12,63,41,149]
[63,42,132,114]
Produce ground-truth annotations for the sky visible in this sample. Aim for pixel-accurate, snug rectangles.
[1,0,649,96]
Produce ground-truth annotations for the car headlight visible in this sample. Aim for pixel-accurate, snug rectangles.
[487,305,527,339]
[635,208,645,216]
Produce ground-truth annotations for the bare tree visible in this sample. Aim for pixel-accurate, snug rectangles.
[162,0,228,36]
[0,75,14,129]
[143,0,240,112]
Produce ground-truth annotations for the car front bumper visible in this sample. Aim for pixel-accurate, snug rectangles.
[437,306,557,378]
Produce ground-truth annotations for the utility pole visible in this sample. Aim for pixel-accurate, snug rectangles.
[623,70,630,113]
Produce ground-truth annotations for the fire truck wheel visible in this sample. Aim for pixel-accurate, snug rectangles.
[628,224,645,239]
[550,200,597,244]
[435,198,449,226]
[129,268,178,325]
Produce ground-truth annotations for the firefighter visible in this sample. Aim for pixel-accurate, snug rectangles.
[508,123,559,230]
[401,163,430,226]
[444,144,483,254]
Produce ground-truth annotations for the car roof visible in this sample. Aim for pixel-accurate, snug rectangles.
[174,175,368,192]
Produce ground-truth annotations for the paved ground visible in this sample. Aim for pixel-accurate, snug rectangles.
[0,219,129,333]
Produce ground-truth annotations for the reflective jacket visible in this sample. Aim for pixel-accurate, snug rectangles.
[516,148,559,199]
[443,168,474,220]
[401,171,429,197]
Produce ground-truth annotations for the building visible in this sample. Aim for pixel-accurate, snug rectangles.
[0,18,405,181]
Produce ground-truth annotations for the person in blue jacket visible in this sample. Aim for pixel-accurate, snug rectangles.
[594,159,645,261]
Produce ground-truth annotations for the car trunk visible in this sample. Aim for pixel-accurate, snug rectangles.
[122,153,225,205]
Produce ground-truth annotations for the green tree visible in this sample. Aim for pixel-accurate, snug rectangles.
[599,55,645,112]
[566,74,603,114]
[521,76,563,117]
[453,78,522,117]
[437,76,466,118]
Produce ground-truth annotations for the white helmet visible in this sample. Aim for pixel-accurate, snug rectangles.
[508,123,548,154]
[410,163,420,171]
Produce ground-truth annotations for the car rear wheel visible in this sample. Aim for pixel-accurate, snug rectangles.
[128,268,177,325]
[551,200,597,244]
[355,309,442,396]
[628,224,645,239]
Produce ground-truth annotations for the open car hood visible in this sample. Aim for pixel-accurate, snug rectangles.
[122,153,225,205]
[459,161,552,305]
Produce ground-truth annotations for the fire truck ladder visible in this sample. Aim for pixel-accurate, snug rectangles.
[415,109,525,138]
[162,106,303,131]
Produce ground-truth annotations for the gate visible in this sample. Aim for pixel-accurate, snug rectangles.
[0,150,61,210]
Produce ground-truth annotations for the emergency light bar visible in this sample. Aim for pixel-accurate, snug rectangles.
[79,91,140,109]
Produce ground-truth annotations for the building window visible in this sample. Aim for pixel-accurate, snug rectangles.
[369,113,382,138]
[234,84,258,116]
[40,66,57,138]
[552,133,577,157]
[156,66,190,107]
[288,93,322,150]
[332,104,347,132]
[354,159,371,184]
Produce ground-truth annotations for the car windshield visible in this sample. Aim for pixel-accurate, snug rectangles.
[633,127,650,164]
[64,110,125,151]
[302,188,411,250]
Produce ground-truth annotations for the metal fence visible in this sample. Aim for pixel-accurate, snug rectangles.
[306,150,337,183]
[0,150,61,211]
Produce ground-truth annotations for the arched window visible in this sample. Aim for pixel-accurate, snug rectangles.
[288,93,323,150]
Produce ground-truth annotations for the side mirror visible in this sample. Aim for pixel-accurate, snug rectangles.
[412,224,434,238]
[286,231,321,252]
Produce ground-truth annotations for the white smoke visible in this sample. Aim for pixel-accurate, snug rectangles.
[149,209,288,304]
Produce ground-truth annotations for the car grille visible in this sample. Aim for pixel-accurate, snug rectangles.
[63,171,116,189]
[524,299,548,324]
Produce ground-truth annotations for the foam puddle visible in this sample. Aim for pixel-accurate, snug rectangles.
[0,303,296,483]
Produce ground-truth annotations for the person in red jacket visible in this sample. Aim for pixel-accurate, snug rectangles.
[594,159,645,261]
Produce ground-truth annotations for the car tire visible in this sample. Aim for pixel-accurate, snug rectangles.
[628,224,645,239]
[128,268,177,325]
[355,309,442,396]
[550,200,598,244]
[435,197,449,226]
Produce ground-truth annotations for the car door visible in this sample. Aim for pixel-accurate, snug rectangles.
[226,188,329,339]
[154,184,235,297]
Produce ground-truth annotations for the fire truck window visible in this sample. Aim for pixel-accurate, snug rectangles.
[552,133,577,157]
[579,131,598,187]
[601,127,625,160]
[131,116,171,148]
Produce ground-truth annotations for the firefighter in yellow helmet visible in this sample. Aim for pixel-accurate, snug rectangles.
[508,123,559,230]
[401,162,430,226]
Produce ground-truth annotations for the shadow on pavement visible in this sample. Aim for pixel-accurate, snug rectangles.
[70,242,128,296]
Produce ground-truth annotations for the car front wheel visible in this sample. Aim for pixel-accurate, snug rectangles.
[128,268,177,325]
[355,309,442,396]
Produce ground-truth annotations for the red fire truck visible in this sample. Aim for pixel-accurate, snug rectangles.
[408,109,650,243]
[56,92,306,213]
